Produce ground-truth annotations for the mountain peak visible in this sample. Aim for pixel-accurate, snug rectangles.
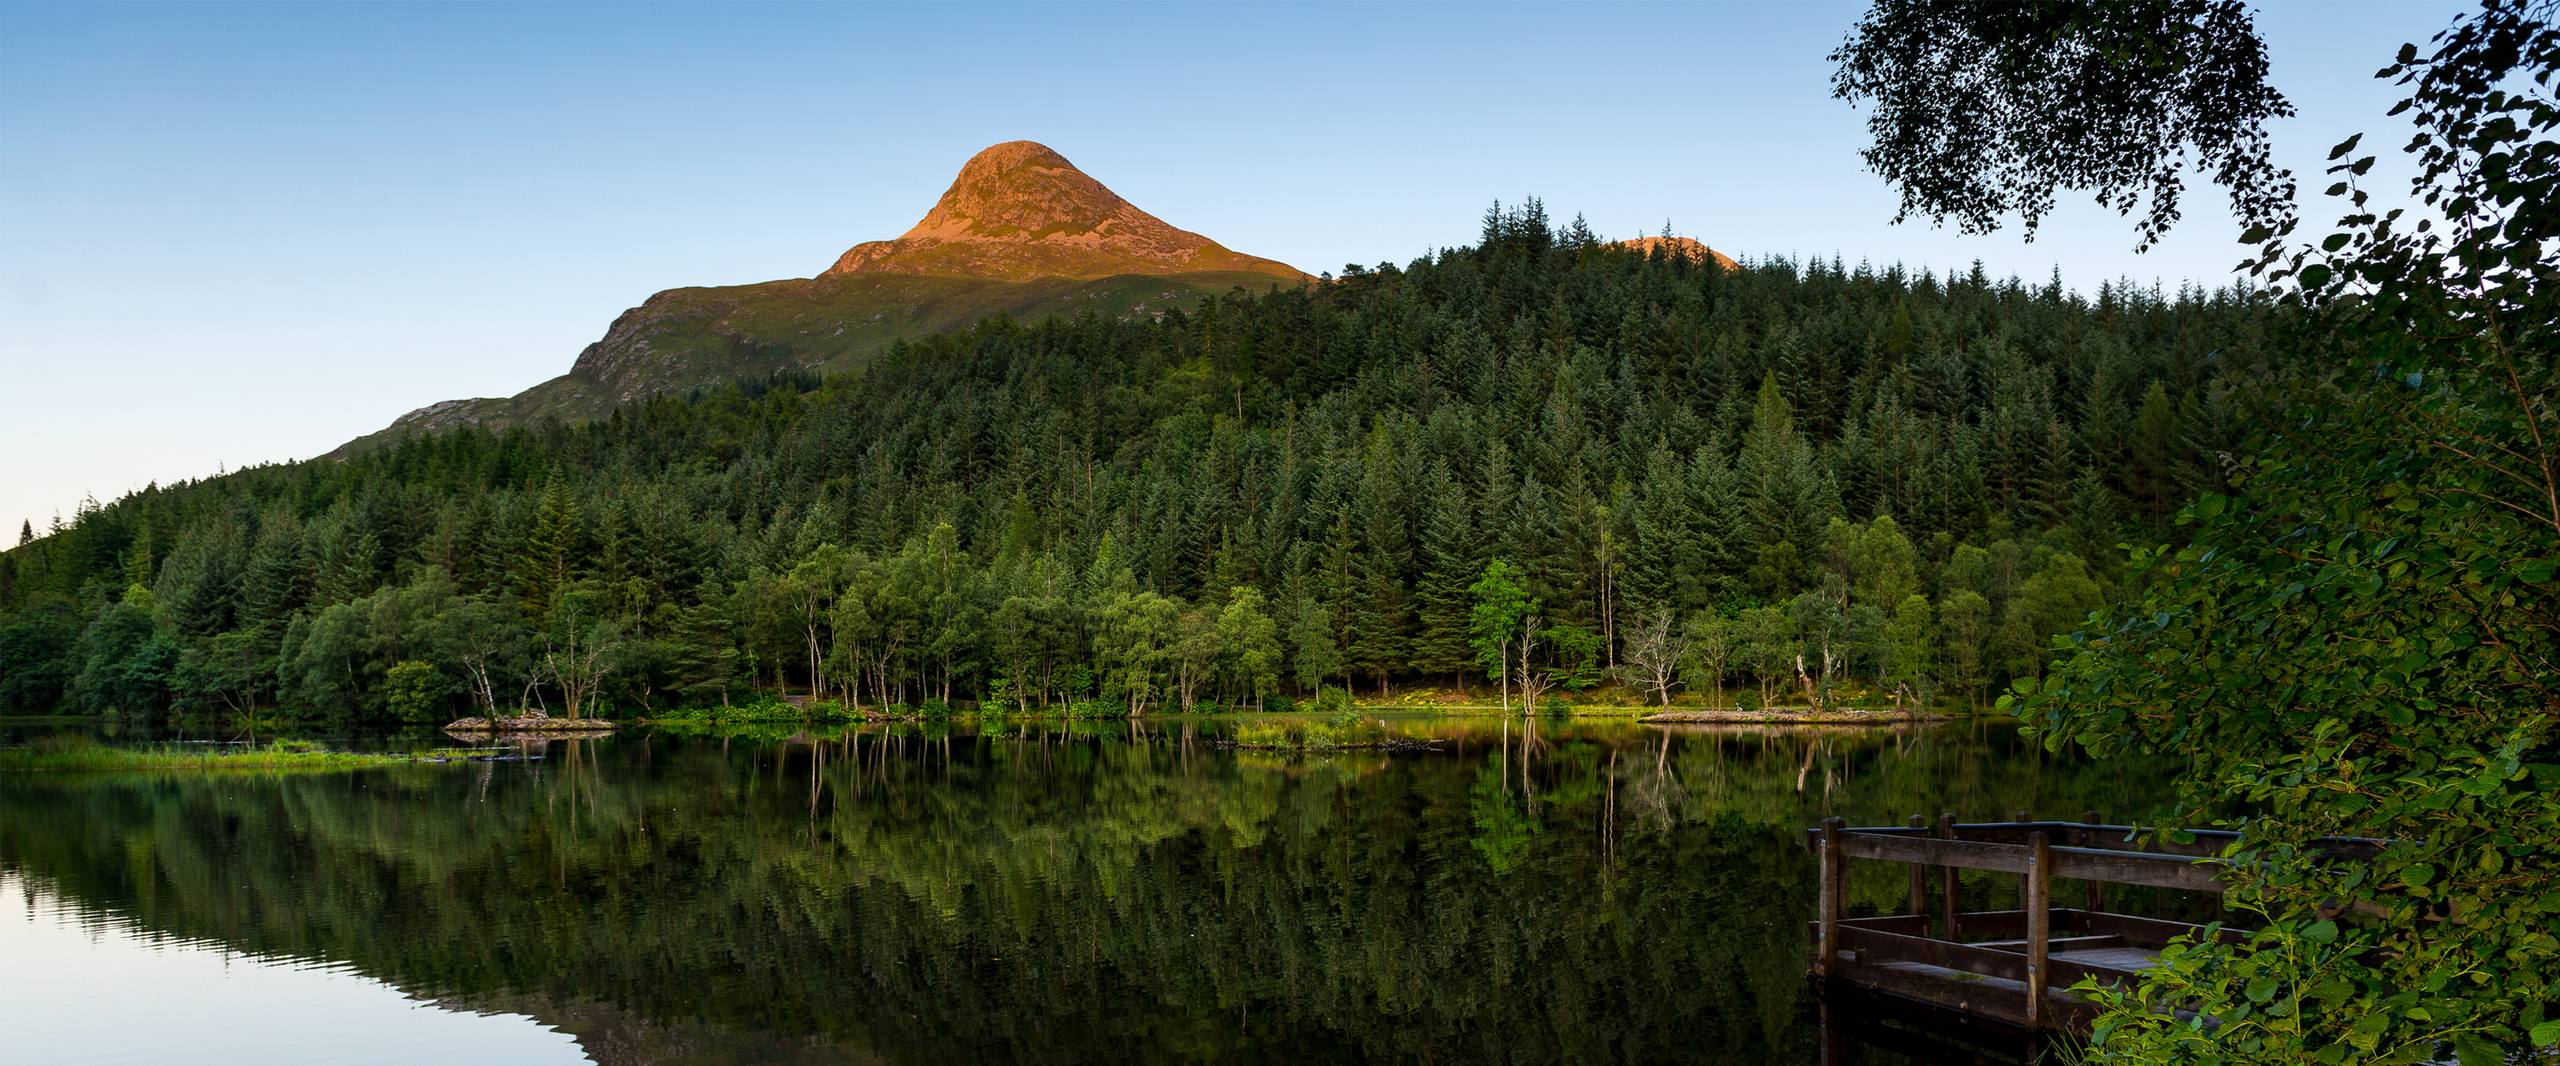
[1613,236,1740,272]
[825,141,1307,283]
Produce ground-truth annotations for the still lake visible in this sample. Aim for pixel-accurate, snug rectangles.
[0,716,2180,1064]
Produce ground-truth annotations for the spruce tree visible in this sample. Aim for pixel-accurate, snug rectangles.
[519,477,581,622]
[1409,462,1478,685]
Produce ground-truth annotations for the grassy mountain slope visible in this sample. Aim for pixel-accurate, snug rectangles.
[339,140,1307,454]
[337,268,1296,454]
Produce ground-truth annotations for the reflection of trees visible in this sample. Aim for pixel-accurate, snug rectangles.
[0,725,2173,1063]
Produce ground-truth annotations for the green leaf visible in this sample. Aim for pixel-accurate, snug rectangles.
[2303,919,2339,944]
[2532,1020,2560,1046]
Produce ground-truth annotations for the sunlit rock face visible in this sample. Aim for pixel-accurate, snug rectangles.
[824,140,1307,284]
[1612,235,1740,272]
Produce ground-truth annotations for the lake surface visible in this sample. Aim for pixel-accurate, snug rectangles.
[0,716,2181,1064]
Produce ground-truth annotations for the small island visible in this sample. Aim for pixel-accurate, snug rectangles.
[443,715,617,739]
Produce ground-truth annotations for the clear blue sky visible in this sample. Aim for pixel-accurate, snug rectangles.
[0,1,2466,540]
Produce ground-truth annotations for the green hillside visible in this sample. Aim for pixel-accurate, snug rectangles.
[340,269,1299,453]
[0,202,2278,724]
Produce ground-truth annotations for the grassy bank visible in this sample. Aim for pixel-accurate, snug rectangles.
[1637,707,1948,725]
[1228,712,1451,752]
[0,737,496,773]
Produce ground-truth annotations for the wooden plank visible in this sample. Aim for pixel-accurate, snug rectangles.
[1907,814,1928,918]
[2025,831,2050,1030]
[2048,845,2227,892]
[1836,925,2149,991]
[2082,810,2107,912]
[1831,959,2106,1033]
[1973,934,2124,953]
[1837,819,2385,864]
[1836,926,2030,983]
[1836,832,2228,892]
[2052,946,2164,974]
[1936,812,1958,940]
[1816,816,1844,977]
[1839,833,2032,873]
[2078,910,2254,948]
[1806,914,1933,944]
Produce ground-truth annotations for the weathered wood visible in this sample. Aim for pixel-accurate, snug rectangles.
[1838,925,2028,981]
[1972,934,2124,953]
[1816,816,1844,978]
[2024,831,2050,1031]
[2049,946,2165,979]
[1806,914,1933,944]
[2047,844,2226,892]
[2082,810,2107,912]
[2013,811,2032,915]
[1838,961,2106,1032]
[1936,812,1958,940]
[2077,910,2254,948]
[1806,816,2303,1036]
[1813,819,2383,863]
[1847,961,2033,1028]
[1906,814,1929,918]
[1835,832,2228,892]
[1839,833,2034,872]
[1841,914,1933,934]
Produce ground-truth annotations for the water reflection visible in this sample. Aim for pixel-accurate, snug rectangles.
[0,720,2175,1063]
[1,871,585,1065]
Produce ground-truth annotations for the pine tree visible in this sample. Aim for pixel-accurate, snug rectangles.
[519,477,581,622]
[1621,444,1690,621]
[1345,429,1412,692]
[2126,381,2181,528]
[1410,462,1479,684]
[1738,373,1836,592]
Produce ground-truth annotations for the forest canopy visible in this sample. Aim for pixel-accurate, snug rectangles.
[0,212,2276,724]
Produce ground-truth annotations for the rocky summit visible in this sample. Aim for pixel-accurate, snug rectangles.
[342,142,1308,453]
[1611,236,1740,273]
[825,141,1306,284]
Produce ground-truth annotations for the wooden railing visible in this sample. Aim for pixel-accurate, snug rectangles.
[1803,814,2377,1031]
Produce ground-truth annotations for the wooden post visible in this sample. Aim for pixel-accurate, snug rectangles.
[2014,809,2032,908]
[2082,809,2106,913]
[2025,830,2051,1030]
[1936,811,1958,938]
[1816,816,1845,978]
[1906,814,1928,917]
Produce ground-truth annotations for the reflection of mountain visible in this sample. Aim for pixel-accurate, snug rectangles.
[436,992,885,1066]
[0,727,2171,1063]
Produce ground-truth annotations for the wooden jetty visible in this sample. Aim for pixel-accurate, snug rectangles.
[1803,813,2380,1034]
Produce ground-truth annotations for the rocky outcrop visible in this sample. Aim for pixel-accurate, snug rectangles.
[337,141,1308,455]
[824,141,1306,284]
[1613,236,1742,272]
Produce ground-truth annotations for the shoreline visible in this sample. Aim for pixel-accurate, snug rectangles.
[1637,707,1950,725]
